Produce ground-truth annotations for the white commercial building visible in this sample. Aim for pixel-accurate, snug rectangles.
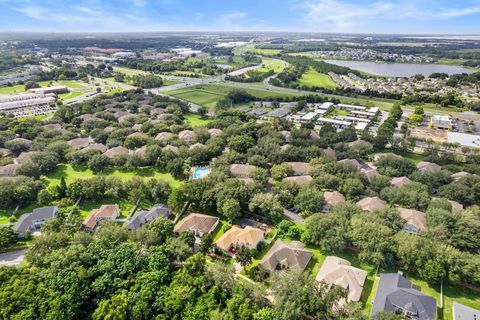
[448,132,480,148]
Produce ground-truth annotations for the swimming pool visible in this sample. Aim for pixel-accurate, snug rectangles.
[192,167,210,179]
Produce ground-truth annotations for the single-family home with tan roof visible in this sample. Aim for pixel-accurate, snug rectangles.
[324,191,346,209]
[0,163,21,177]
[283,175,313,186]
[215,225,265,253]
[315,256,367,302]
[104,146,130,158]
[230,164,257,178]
[286,162,312,176]
[339,158,364,170]
[391,176,412,188]
[174,213,219,238]
[323,147,336,159]
[83,204,120,231]
[189,143,205,150]
[448,200,463,210]
[155,132,173,142]
[280,130,292,143]
[16,151,36,164]
[81,143,108,153]
[259,240,313,273]
[356,196,386,212]
[398,208,426,235]
[178,130,196,142]
[208,128,223,137]
[451,171,472,181]
[67,137,94,149]
[416,161,441,173]
[162,145,179,154]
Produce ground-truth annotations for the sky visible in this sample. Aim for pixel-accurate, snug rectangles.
[1,0,480,34]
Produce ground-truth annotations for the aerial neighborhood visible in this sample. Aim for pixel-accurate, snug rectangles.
[0,26,480,320]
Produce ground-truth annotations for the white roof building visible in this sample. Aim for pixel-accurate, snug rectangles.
[448,132,480,148]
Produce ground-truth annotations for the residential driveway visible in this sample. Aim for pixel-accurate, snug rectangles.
[0,250,25,267]
[282,208,305,225]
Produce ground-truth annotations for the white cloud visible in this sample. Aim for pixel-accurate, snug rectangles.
[71,6,102,16]
[132,0,147,7]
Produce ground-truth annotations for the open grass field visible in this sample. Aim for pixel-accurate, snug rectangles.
[0,84,26,94]
[166,84,295,109]
[257,58,285,73]
[287,52,317,57]
[296,68,338,89]
[0,80,88,95]
[113,66,149,76]
[184,113,213,127]
[247,47,283,56]
[44,164,182,189]
[59,91,85,100]
[163,79,181,86]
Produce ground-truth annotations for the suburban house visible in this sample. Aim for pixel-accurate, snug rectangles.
[0,148,12,157]
[280,130,292,143]
[361,167,380,181]
[104,146,130,158]
[259,240,313,273]
[174,213,219,238]
[286,162,312,175]
[134,146,147,157]
[323,147,336,159]
[0,163,21,177]
[356,197,386,212]
[283,175,313,186]
[339,158,364,170]
[315,256,367,302]
[67,137,94,149]
[155,132,173,142]
[452,302,479,320]
[230,164,257,178]
[449,200,464,210]
[391,176,412,188]
[16,151,36,163]
[215,225,265,254]
[125,204,172,230]
[178,130,196,142]
[83,204,120,231]
[451,171,472,181]
[162,145,179,154]
[15,205,58,237]
[398,208,427,235]
[81,143,108,153]
[323,191,346,210]
[371,272,437,320]
[416,161,442,173]
[429,114,452,130]
[207,128,223,137]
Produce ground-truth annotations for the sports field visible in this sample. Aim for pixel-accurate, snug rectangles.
[296,68,338,89]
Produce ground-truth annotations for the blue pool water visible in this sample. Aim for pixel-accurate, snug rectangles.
[192,167,210,179]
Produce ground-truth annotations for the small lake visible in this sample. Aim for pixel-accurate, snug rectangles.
[324,59,475,77]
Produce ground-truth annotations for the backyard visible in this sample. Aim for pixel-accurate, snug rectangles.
[184,112,213,127]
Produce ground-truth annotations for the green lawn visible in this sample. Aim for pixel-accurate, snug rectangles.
[44,164,182,189]
[247,48,282,56]
[184,113,213,127]
[76,198,136,219]
[296,68,338,89]
[163,79,181,86]
[113,66,149,76]
[257,58,285,73]
[59,91,85,100]
[0,84,26,94]
[165,84,295,110]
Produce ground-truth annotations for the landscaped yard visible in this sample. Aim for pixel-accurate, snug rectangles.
[296,68,338,89]
[44,164,182,189]
[165,84,295,109]
[184,112,213,127]
[76,198,136,219]
[59,91,85,100]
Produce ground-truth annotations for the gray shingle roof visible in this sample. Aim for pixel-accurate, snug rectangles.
[15,205,58,236]
[371,273,437,320]
[125,204,172,230]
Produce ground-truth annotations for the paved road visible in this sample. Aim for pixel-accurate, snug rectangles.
[0,249,25,267]
[282,208,305,225]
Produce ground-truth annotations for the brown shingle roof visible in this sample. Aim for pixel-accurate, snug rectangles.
[215,225,264,251]
[259,240,312,272]
[83,204,119,230]
[104,146,129,158]
[398,208,426,233]
[286,162,312,175]
[324,191,346,207]
[230,164,257,178]
[155,132,173,141]
[416,161,441,173]
[390,176,412,188]
[174,213,219,235]
[283,175,313,186]
[356,197,386,212]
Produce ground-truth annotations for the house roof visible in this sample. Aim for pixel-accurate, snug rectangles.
[104,146,129,158]
[134,145,147,157]
[215,225,264,251]
[373,153,401,162]
[286,162,312,175]
[81,143,108,153]
[339,158,364,170]
[448,200,464,211]
[125,204,172,230]
[280,130,292,143]
[189,143,205,150]
[0,148,12,157]
[155,132,173,141]
[361,168,379,181]
[259,240,312,272]
[310,130,320,139]
[324,191,346,207]
[162,145,179,154]
[371,273,437,320]
[391,176,412,188]
[15,205,58,234]
[398,208,426,232]
[16,151,36,164]
[68,137,94,149]
[208,128,223,137]
[0,163,21,176]
[230,164,257,177]
[451,171,472,181]
[78,114,99,122]
[174,213,219,235]
[315,256,367,302]
[356,197,386,212]
[178,130,196,140]
[323,147,336,159]
[283,175,313,186]
[83,204,119,230]
[416,161,441,173]
[10,137,32,145]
